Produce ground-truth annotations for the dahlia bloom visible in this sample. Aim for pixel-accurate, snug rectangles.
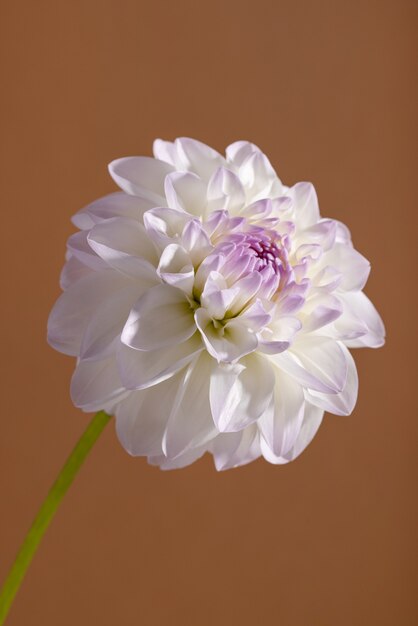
[48,138,385,470]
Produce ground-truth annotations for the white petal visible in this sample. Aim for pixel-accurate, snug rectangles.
[295,219,337,251]
[181,219,213,266]
[319,244,370,291]
[143,207,192,250]
[195,308,258,362]
[258,315,302,354]
[152,139,182,168]
[228,272,263,315]
[108,156,174,203]
[67,231,106,271]
[274,336,348,394]
[115,373,183,456]
[259,366,305,456]
[164,171,207,216]
[121,284,196,351]
[287,182,320,227]
[238,300,271,332]
[163,353,217,459]
[117,333,203,390]
[284,403,324,461]
[210,424,261,470]
[337,291,385,348]
[72,192,155,230]
[225,140,262,167]
[299,293,343,333]
[210,353,275,432]
[239,151,280,200]
[304,344,358,416]
[200,271,238,319]
[80,284,143,361]
[59,256,94,290]
[157,244,194,295]
[148,445,207,470]
[207,167,246,213]
[70,356,127,412]
[175,137,226,181]
[260,403,323,463]
[87,217,159,281]
[48,270,132,356]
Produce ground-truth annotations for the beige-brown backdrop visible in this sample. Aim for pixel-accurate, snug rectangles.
[1,1,417,625]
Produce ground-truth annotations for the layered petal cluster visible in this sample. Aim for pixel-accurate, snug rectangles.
[48,138,385,470]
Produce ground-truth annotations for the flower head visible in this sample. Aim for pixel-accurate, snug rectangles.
[48,138,385,470]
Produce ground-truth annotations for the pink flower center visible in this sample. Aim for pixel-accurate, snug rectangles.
[246,234,283,274]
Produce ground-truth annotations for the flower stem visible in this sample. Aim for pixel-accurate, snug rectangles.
[0,410,112,625]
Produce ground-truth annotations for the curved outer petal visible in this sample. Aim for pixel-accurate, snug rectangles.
[164,171,208,215]
[108,156,174,203]
[318,244,370,291]
[60,256,94,290]
[121,284,196,351]
[70,356,128,412]
[115,373,183,457]
[48,269,133,356]
[80,284,144,361]
[273,335,348,394]
[239,151,282,200]
[175,137,226,181]
[117,333,203,390]
[286,182,320,228]
[87,217,159,281]
[72,192,155,230]
[67,231,106,271]
[260,403,324,464]
[298,293,343,333]
[304,344,358,416]
[258,366,305,457]
[162,353,218,459]
[210,424,261,471]
[226,140,262,167]
[148,445,208,470]
[294,219,337,251]
[336,291,385,348]
[153,139,183,168]
[209,353,275,432]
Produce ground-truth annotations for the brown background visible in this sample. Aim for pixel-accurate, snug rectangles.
[0,1,417,625]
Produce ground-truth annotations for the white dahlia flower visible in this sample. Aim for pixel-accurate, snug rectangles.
[48,138,385,470]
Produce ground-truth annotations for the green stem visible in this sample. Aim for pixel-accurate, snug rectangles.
[0,410,112,625]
